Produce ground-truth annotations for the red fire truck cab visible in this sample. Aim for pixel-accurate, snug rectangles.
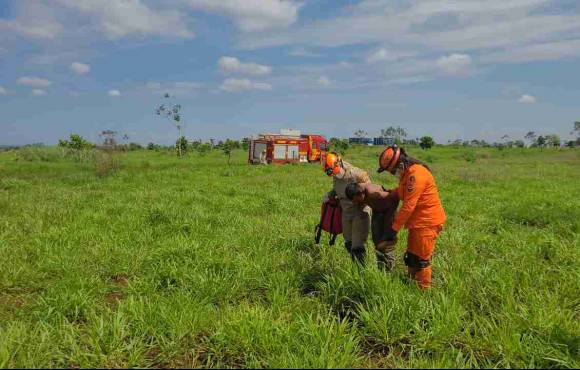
[248,132,328,165]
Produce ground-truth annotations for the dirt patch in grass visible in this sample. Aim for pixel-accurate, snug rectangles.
[359,336,412,368]
[104,291,125,307]
[105,273,130,308]
[110,273,130,287]
[0,293,27,313]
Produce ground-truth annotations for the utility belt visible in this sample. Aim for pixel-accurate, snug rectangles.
[404,252,431,269]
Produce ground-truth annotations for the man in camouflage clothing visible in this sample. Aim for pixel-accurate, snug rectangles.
[323,152,371,263]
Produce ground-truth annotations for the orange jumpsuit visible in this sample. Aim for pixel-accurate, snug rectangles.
[392,164,445,289]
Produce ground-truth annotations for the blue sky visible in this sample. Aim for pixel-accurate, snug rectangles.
[0,0,579,145]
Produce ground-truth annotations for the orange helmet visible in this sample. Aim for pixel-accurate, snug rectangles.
[378,145,401,174]
[323,152,343,176]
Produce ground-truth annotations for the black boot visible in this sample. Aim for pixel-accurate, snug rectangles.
[350,247,366,265]
[344,241,353,255]
[376,250,395,272]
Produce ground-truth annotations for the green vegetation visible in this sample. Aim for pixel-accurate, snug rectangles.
[0,145,578,368]
[420,136,434,150]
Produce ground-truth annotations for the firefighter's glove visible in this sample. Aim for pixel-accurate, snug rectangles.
[322,190,337,203]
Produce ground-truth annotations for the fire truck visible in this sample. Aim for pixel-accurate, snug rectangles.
[248,130,328,165]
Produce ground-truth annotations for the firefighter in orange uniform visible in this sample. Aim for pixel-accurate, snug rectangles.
[378,146,446,289]
[323,152,371,264]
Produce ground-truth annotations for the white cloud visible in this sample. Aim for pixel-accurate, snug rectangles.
[220,78,272,92]
[32,89,48,96]
[288,47,322,58]
[218,56,272,75]
[0,19,63,40]
[0,2,63,40]
[367,48,416,63]
[108,89,121,97]
[71,62,90,75]
[238,0,580,73]
[519,94,537,104]
[55,0,194,39]
[481,39,580,64]
[17,76,52,88]
[186,0,301,31]
[317,76,332,87]
[437,54,473,76]
[0,86,7,95]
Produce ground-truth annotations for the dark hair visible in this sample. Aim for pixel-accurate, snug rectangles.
[345,182,363,200]
[400,147,432,173]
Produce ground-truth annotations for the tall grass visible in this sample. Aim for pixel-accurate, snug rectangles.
[0,146,578,368]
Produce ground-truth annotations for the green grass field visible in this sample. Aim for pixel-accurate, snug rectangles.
[1,145,579,368]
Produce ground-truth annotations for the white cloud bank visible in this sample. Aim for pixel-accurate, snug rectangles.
[218,57,272,75]
[437,54,473,76]
[518,94,537,104]
[17,76,52,88]
[108,89,121,97]
[71,62,90,75]
[185,0,301,31]
[56,0,194,39]
[220,78,272,92]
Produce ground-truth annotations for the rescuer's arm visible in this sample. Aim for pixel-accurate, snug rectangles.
[392,172,426,232]
[353,168,371,184]
[372,187,394,202]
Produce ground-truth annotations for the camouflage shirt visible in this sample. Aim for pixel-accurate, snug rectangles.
[333,161,371,216]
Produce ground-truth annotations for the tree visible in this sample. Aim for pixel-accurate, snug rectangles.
[524,131,537,147]
[381,125,407,144]
[514,140,525,148]
[58,134,94,150]
[536,135,546,148]
[241,137,250,151]
[395,127,408,144]
[100,130,118,148]
[155,93,185,156]
[222,139,238,165]
[419,136,434,150]
[545,134,561,148]
[354,130,368,139]
[329,138,349,155]
[572,121,580,139]
[381,126,396,138]
[175,136,189,155]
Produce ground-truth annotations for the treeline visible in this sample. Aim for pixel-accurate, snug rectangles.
[350,123,580,149]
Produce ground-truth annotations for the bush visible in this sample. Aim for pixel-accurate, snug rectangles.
[196,143,212,157]
[15,147,65,162]
[58,134,95,150]
[147,142,159,150]
[329,138,349,154]
[128,143,143,151]
[419,136,434,150]
[462,151,477,163]
[94,151,120,177]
